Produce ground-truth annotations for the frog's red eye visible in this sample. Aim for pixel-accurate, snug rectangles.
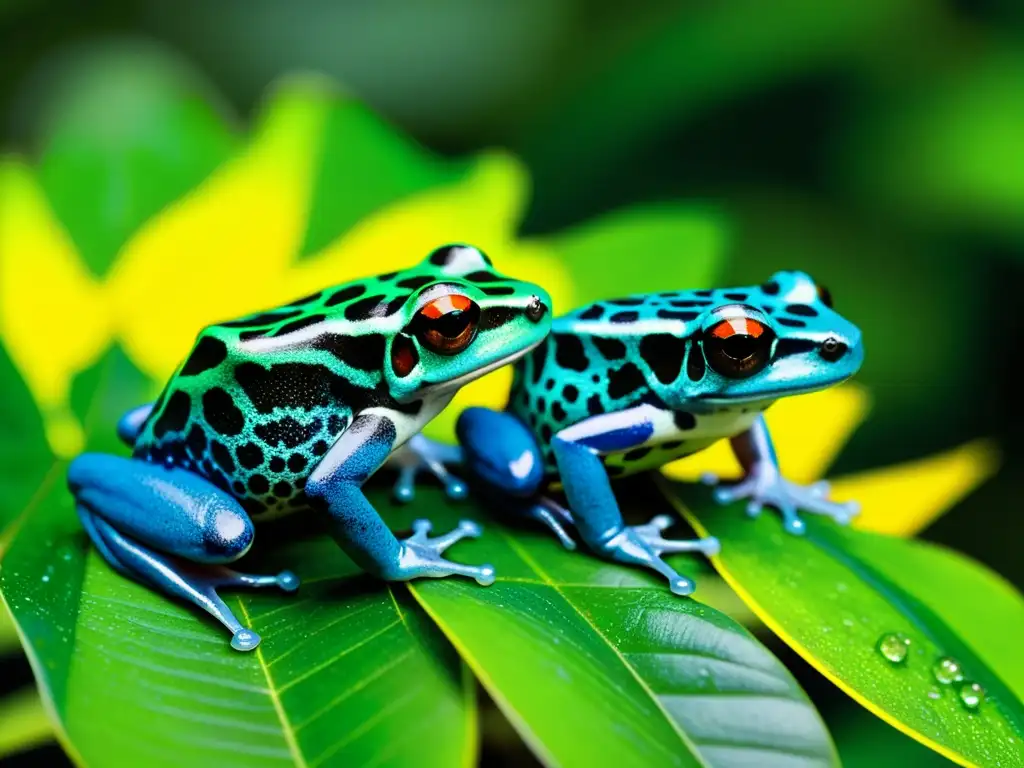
[703,316,775,379]
[412,294,480,355]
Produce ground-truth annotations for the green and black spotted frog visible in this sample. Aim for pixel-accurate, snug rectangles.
[67,245,550,650]
[431,270,863,595]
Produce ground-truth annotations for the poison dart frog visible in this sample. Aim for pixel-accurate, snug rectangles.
[68,245,550,650]
[405,270,863,595]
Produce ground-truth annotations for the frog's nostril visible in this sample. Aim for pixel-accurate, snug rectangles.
[525,296,547,323]
[819,337,847,362]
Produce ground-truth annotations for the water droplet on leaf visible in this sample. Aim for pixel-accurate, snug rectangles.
[958,681,984,711]
[933,657,964,685]
[877,633,911,663]
[927,689,941,700]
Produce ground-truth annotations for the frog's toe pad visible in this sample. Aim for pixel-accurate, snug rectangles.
[277,570,300,593]
[669,577,696,596]
[230,628,261,652]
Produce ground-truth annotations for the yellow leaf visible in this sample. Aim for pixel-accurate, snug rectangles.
[835,439,1000,537]
[105,80,331,381]
[0,158,110,456]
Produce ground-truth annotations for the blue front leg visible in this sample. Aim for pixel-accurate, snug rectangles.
[552,405,719,595]
[701,415,860,534]
[305,413,495,585]
[68,453,298,651]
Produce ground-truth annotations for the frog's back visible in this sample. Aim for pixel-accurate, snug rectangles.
[133,283,413,519]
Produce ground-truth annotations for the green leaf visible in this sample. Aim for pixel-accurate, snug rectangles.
[548,204,729,303]
[32,39,238,276]
[0,352,474,768]
[298,93,473,258]
[664,480,1024,768]
[409,491,839,767]
[0,339,53,533]
[0,687,53,759]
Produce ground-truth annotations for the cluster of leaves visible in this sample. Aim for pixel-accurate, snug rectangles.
[0,39,1022,768]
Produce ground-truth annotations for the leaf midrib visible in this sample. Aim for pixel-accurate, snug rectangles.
[495,529,708,768]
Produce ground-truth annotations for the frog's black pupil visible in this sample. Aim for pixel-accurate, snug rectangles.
[432,310,471,338]
[722,335,759,361]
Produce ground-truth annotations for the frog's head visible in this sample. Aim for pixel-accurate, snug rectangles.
[682,270,863,406]
[383,244,552,403]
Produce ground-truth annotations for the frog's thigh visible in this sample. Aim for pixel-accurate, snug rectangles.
[455,407,544,496]
[68,453,253,564]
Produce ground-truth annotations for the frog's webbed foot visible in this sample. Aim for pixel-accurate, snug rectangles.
[701,470,859,535]
[79,506,299,652]
[596,515,720,596]
[390,434,467,503]
[394,519,496,585]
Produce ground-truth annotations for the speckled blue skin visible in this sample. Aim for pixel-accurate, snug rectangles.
[445,270,864,595]
[67,245,550,651]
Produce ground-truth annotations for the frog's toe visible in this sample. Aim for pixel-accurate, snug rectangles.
[276,570,300,593]
[230,628,261,652]
[783,515,807,535]
[669,576,696,596]
[395,519,495,585]
[444,475,468,501]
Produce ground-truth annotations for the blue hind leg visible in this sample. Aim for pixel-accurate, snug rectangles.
[69,453,297,651]
[456,407,576,549]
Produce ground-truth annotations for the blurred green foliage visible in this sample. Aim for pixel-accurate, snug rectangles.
[2,0,1023,765]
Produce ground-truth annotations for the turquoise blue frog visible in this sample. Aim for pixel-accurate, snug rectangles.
[67,245,550,651]
[402,270,863,595]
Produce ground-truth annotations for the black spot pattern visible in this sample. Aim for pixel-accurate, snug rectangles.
[592,337,626,360]
[313,333,385,372]
[211,441,235,474]
[563,385,579,402]
[481,286,515,296]
[786,304,818,317]
[610,311,639,323]
[180,337,228,376]
[464,271,501,283]
[669,300,712,308]
[248,474,269,494]
[553,334,588,372]
[777,318,807,328]
[272,314,326,337]
[607,363,646,399]
[762,281,780,295]
[551,402,566,421]
[397,275,435,290]
[674,411,696,430]
[273,480,292,498]
[153,391,190,438]
[255,416,322,449]
[623,447,652,462]
[686,340,706,381]
[344,295,388,321]
[236,442,264,469]
[639,334,686,384]
[269,456,285,473]
[288,454,308,472]
[587,394,603,416]
[235,362,336,413]
[657,310,698,321]
[186,424,207,457]
[608,298,644,306]
[724,292,747,301]
[324,284,367,307]
[202,388,245,436]
[578,305,604,321]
